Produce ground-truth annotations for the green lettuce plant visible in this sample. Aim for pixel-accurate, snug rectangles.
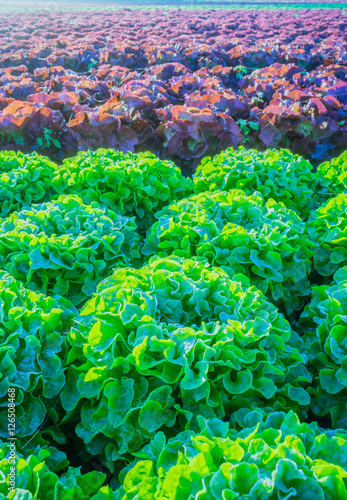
[315,150,347,201]
[0,195,141,305]
[6,411,347,500]
[61,256,311,469]
[0,441,106,500]
[143,190,313,314]
[299,266,347,429]
[0,272,77,439]
[193,147,317,219]
[307,193,347,278]
[0,151,58,217]
[51,150,193,234]
[109,411,347,500]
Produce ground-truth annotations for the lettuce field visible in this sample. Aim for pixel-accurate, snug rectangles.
[1,2,347,500]
[0,6,346,170]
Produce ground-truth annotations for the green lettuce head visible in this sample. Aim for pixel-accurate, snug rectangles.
[315,150,347,202]
[193,146,316,219]
[143,189,313,314]
[0,440,107,500]
[300,266,347,429]
[62,256,311,469]
[51,149,193,234]
[0,195,141,305]
[0,272,77,439]
[0,151,57,217]
[111,411,347,500]
[308,193,347,278]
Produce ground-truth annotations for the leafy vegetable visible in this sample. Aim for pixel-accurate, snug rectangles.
[193,147,317,219]
[62,256,311,469]
[315,150,347,202]
[300,266,347,429]
[143,190,313,314]
[0,151,57,217]
[34,128,62,151]
[0,441,106,500]
[0,272,77,438]
[111,411,347,500]
[307,193,347,278]
[0,195,141,305]
[51,150,193,234]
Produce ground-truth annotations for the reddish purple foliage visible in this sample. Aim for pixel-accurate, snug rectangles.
[0,8,345,169]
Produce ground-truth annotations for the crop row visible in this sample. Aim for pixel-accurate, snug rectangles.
[0,8,345,166]
[1,146,347,498]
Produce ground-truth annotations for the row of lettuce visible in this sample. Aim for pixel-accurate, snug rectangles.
[0,147,346,310]
[1,146,346,223]
[1,147,347,499]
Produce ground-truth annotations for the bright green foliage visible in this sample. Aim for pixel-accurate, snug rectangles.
[300,267,347,429]
[0,272,76,438]
[17,427,70,473]
[143,190,313,314]
[62,256,311,466]
[315,150,347,201]
[307,192,347,278]
[111,411,347,500]
[51,150,193,234]
[0,195,141,304]
[0,151,57,217]
[3,146,347,496]
[0,441,106,500]
[193,146,316,219]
